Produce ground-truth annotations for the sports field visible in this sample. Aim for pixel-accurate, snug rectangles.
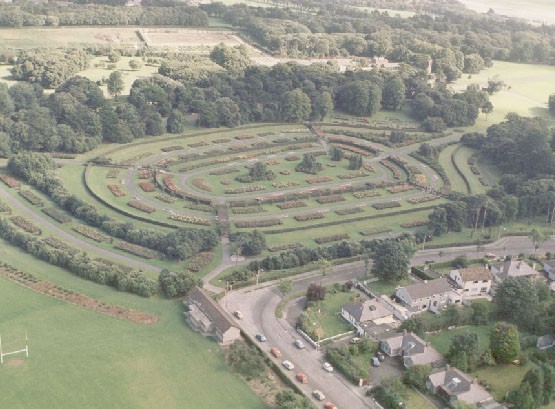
[0,264,265,409]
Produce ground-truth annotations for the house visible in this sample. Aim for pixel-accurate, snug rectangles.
[184,286,241,346]
[341,298,397,337]
[449,267,492,296]
[380,331,443,367]
[537,334,555,350]
[394,278,462,315]
[543,260,555,281]
[427,365,496,407]
[490,260,538,282]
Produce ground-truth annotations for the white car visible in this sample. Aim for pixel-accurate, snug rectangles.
[312,390,326,401]
[234,311,244,319]
[282,360,295,370]
[323,362,334,372]
[293,339,305,349]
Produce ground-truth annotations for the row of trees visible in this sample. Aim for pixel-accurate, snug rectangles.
[7,152,219,260]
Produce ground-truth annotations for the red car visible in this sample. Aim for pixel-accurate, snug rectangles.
[324,403,337,409]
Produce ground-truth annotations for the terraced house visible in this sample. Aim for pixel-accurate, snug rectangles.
[394,278,462,315]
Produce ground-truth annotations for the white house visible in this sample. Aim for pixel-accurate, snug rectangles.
[395,278,462,315]
[341,298,396,337]
[449,267,492,296]
[185,286,241,346]
[380,331,443,367]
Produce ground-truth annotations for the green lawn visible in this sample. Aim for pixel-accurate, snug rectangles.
[404,388,436,409]
[309,288,358,339]
[366,278,412,296]
[453,145,486,194]
[471,363,533,401]
[438,144,468,194]
[458,0,555,24]
[0,274,265,409]
[425,324,494,356]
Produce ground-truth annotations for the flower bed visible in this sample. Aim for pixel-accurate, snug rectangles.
[380,159,402,179]
[188,141,208,148]
[284,155,300,161]
[235,134,254,140]
[258,132,274,137]
[413,174,427,185]
[220,179,231,185]
[73,224,109,242]
[352,190,381,199]
[107,168,120,179]
[224,185,266,194]
[156,194,176,203]
[306,176,332,184]
[272,181,299,188]
[107,184,125,197]
[0,174,20,188]
[359,227,393,236]
[407,194,437,204]
[338,172,367,179]
[163,175,180,195]
[10,216,41,235]
[187,252,215,272]
[231,206,266,214]
[213,138,231,144]
[363,163,375,172]
[234,219,282,228]
[19,190,43,205]
[160,145,183,152]
[138,169,153,179]
[266,159,280,166]
[315,233,349,244]
[127,200,156,214]
[43,236,80,255]
[42,207,71,223]
[192,178,212,192]
[115,241,158,259]
[277,201,307,210]
[0,199,11,213]
[294,212,324,222]
[152,157,175,168]
[139,182,155,192]
[316,194,345,204]
[120,152,152,166]
[228,144,249,151]
[335,207,364,216]
[372,201,401,210]
[209,167,239,175]
[268,243,303,252]
[184,202,212,212]
[332,143,370,156]
[168,214,211,226]
[386,183,413,193]
[280,169,290,175]
[400,220,429,228]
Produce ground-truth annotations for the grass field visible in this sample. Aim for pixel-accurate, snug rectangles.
[453,61,555,131]
[308,288,358,338]
[439,144,468,194]
[458,0,555,24]
[425,324,493,356]
[0,272,265,409]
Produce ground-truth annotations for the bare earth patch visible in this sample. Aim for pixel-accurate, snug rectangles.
[0,267,158,325]
[7,359,25,367]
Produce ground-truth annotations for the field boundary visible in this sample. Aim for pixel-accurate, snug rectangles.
[451,144,471,194]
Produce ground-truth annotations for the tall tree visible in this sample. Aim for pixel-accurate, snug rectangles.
[371,238,414,282]
[106,71,124,97]
[490,322,520,364]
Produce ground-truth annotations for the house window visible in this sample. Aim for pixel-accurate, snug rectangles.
[474,280,479,284]
[422,305,426,309]
[481,287,488,292]
[482,280,489,283]
[455,300,461,303]
[464,289,469,292]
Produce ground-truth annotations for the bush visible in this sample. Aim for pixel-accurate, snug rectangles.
[159,269,202,298]
[325,346,367,385]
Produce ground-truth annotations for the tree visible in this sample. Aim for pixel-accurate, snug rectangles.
[470,301,490,325]
[281,89,311,122]
[106,71,124,97]
[167,109,188,133]
[226,340,266,380]
[381,76,405,110]
[494,277,542,331]
[542,364,555,405]
[107,51,121,63]
[236,230,266,256]
[318,257,331,285]
[523,367,544,407]
[275,390,312,409]
[278,279,292,297]
[490,322,521,364]
[158,269,202,298]
[549,94,555,116]
[306,283,325,302]
[295,153,323,174]
[330,146,344,161]
[371,238,414,282]
[481,101,493,121]
[447,332,479,370]
[403,365,432,392]
[530,228,549,255]
[128,59,143,71]
[507,382,536,409]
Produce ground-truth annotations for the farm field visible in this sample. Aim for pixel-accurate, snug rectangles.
[0,274,265,409]
[458,0,555,25]
[453,61,555,130]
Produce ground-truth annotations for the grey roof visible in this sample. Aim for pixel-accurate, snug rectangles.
[187,286,238,335]
[494,260,538,277]
[537,334,555,350]
[382,331,442,365]
[429,366,493,404]
[342,299,392,323]
[544,260,555,268]
[456,267,492,282]
[402,278,452,301]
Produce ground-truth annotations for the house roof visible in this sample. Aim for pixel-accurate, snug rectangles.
[383,331,442,365]
[537,334,555,350]
[429,366,493,404]
[187,286,238,335]
[342,298,393,323]
[544,260,555,269]
[455,267,492,282]
[400,278,452,301]
[494,260,538,277]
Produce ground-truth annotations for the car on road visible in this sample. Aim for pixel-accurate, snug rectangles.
[425,259,435,264]
[323,362,334,372]
[282,360,294,370]
[255,333,266,342]
[296,372,308,384]
[271,347,281,358]
[485,253,497,259]
[312,390,326,401]
[293,339,305,349]
[324,402,337,409]
[234,311,244,319]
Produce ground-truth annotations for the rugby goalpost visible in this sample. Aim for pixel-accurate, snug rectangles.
[0,332,29,364]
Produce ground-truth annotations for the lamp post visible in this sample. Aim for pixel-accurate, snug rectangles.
[256,268,264,285]
[497,227,506,241]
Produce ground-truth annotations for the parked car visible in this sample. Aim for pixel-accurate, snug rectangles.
[324,402,337,409]
[377,352,385,361]
[425,259,435,264]
[255,333,266,342]
[282,360,294,370]
[296,372,308,384]
[350,337,361,344]
[294,339,305,349]
[371,357,380,367]
[312,390,326,401]
[323,362,334,372]
[270,347,281,358]
[234,311,244,319]
[485,253,497,259]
